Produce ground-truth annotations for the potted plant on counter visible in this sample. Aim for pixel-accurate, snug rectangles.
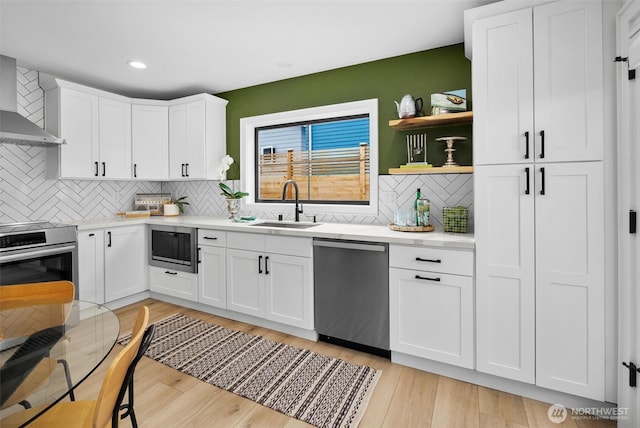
[164,196,189,216]
[219,183,248,221]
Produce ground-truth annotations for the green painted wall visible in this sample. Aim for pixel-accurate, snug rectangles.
[216,43,472,180]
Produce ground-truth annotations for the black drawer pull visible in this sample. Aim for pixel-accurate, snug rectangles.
[539,130,545,158]
[164,271,178,275]
[258,255,263,274]
[415,257,442,263]
[415,275,441,282]
[203,236,218,240]
[94,161,99,177]
[265,256,270,275]
[525,167,530,195]
[524,131,530,159]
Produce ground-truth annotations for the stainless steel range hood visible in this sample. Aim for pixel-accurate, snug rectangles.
[0,55,64,146]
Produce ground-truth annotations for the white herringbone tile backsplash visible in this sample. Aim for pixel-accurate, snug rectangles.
[1,67,473,230]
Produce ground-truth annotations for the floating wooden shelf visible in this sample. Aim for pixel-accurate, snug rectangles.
[388,166,474,175]
[388,111,473,131]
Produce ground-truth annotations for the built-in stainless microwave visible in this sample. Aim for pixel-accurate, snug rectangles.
[148,225,197,273]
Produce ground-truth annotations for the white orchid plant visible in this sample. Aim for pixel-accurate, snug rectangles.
[216,155,249,199]
[216,154,235,180]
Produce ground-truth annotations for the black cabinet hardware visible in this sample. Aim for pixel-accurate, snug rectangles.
[101,162,106,177]
[134,164,137,178]
[415,257,441,263]
[415,275,441,282]
[203,236,218,240]
[164,271,178,275]
[265,256,270,275]
[94,161,99,177]
[181,163,186,177]
[630,210,637,234]
[88,233,94,237]
[539,130,545,158]
[540,167,546,195]
[524,131,530,159]
[622,361,639,387]
[525,167,530,195]
[258,255,263,274]
[107,231,112,247]
[185,163,189,177]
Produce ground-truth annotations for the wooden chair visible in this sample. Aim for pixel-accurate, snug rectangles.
[114,323,156,428]
[0,281,76,409]
[1,305,150,428]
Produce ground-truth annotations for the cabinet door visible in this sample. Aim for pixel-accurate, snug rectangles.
[390,268,474,368]
[132,104,169,180]
[77,230,105,304]
[168,103,188,179]
[472,8,533,165]
[184,100,206,179]
[98,97,131,179]
[226,248,264,317]
[264,254,313,329]
[533,0,603,162]
[474,164,536,383]
[149,266,198,302]
[59,88,99,178]
[104,226,146,302]
[198,245,226,308]
[535,162,605,400]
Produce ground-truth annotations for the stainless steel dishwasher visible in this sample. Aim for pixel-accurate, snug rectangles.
[313,238,390,357]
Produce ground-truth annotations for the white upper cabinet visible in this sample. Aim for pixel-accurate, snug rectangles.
[98,97,131,179]
[42,75,228,181]
[43,78,132,179]
[131,103,169,180]
[472,0,604,165]
[169,94,228,180]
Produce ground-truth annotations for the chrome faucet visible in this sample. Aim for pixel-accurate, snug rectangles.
[282,179,303,222]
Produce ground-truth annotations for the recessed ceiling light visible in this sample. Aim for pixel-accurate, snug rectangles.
[128,60,147,69]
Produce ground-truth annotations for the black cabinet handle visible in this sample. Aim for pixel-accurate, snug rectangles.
[134,164,137,178]
[415,274,441,282]
[622,361,638,387]
[630,210,637,234]
[203,236,218,240]
[258,255,263,274]
[164,271,178,275]
[198,247,201,264]
[102,162,106,177]
[540,167,546,195]
[185,163,189,177]
[415,257,441,263]
[88,233,95,237]
[265,256,270,275]
[524,131,530,159]
[539,130,545,159]
[107,231,112,247]
[525,167,530,195]
[181,163,186,177]
[94,161,99,177]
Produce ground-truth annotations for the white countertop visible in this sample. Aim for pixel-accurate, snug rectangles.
[73,215,475,249]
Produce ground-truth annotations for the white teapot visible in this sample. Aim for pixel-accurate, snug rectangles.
[394,95,423,118]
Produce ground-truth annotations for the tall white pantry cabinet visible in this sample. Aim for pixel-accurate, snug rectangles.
[472,0,608,400]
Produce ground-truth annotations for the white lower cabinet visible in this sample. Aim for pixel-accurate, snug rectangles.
[389,245,475,369]
[197,229,227,308]
[77,225,146,304]
[226,232,313,330]
[149,266,198,302]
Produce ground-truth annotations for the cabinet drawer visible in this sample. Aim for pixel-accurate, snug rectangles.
[198,229,226,247]
[149,266,198,302]
[389,245,473,276]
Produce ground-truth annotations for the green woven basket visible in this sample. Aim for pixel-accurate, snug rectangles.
[443,206,468,233]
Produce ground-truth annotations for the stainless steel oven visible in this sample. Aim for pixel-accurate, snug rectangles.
[148,225,197,273]
[0,222,78,287]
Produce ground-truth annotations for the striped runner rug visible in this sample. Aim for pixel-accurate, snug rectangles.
[118,313,381,428]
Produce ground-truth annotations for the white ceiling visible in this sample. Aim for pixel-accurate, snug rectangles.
[0,0,497,100]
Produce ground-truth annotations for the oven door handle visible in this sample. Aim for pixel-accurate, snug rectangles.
[0,244,77,264]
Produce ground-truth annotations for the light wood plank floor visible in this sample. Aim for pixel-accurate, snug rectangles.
[69,299,615,428]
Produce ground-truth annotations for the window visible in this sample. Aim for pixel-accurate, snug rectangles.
[241,99,378,216]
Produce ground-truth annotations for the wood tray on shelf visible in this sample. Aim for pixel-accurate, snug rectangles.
[388,224,434,232]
